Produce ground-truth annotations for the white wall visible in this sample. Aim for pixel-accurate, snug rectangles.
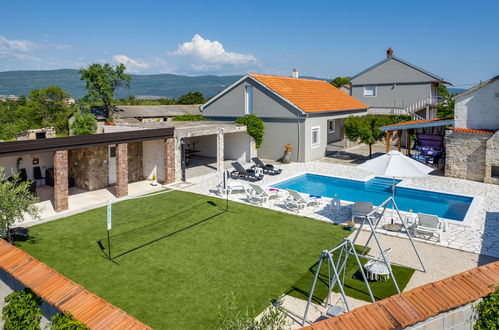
[454,79,499,130]
[0,152,54,181]
[142,140,165,181]
[224,132,252,162]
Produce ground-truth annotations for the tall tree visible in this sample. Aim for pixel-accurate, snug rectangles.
[330,77,351,88]
[343,115,408,158]
[177,91,206,104]
[79,63,131,119]
[436,85,455,118]
[0,168,40,243]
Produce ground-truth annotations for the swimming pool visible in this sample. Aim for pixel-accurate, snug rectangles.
[273,173,473,221]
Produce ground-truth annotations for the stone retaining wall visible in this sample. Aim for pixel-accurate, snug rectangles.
[445,130,493,182]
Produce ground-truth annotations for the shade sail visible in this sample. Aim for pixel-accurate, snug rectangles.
[357,150,434,177]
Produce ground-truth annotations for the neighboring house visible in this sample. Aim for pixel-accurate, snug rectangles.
[16,127,56,140]
[350,48,449,120]
[200,72,368,162]
[445,75,499,184]
[70,104,202,133]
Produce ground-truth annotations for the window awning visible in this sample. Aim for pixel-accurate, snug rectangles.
[380,117,454,132]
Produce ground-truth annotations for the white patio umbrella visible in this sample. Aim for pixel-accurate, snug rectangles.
[358,150,434,198]
[358,150,434,227]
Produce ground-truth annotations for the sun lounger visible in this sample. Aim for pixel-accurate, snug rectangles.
[246,184,280,205]
[364,248,392,281]
[284,189,319,212]
[251,157,282,175]
[351,202,374,221]
[230,162,264,181]
[414,213,445,242]
[217,181,249,197]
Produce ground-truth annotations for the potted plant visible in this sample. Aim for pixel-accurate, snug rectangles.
[151,173,157,186]
[344,221,356,231]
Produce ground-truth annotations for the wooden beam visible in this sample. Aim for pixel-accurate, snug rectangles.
[406,129,412,155]
[396,130,402,152]
[386,131,392,153]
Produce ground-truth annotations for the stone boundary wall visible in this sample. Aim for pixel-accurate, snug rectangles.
[445,130,493,182]
[407,299,479,330]
[485,131,499,184]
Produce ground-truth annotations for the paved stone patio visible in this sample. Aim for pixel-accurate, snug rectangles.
[181,160,499,258]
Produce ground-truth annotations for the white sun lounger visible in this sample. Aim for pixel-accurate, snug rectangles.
[284,189,319,212]
[414,213,446,242]
[246,184,280,205]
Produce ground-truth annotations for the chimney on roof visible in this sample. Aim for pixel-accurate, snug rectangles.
[386,47,394,58]
[292,68,299,78]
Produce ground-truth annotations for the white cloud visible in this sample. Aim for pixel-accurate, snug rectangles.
[172,34,256,65]
[0,35,41,60]
[113,54,149,73]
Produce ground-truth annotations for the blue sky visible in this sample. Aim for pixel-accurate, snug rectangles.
[1,0,498,86]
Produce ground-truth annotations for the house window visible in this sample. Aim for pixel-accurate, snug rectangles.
[363,85,376,97]
[109,146,116,158]
[311,126,320,148]
[492,166,499,179]
[328,120,336,133]
[245,86,253,114]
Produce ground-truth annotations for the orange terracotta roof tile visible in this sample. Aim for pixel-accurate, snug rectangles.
[0,239,150,329]
[303,260,499,330]
[453,127,496,134]
[249,73,368,113]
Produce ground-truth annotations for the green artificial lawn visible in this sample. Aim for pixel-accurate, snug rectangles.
[17,190,414,328]
[288,246,416,303]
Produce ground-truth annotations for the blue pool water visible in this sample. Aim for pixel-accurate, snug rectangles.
[273,174,472,221]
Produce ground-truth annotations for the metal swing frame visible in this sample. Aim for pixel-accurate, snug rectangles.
[301,196,426,326]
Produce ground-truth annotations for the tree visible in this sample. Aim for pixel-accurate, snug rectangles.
[0,168,40,243]
[330,76,351,88]
[79,63,131,118]
[235,115,265,148]
[437,85,455,118]
[343,115,394,158]
[177,91,206,104]
[71,111,97,136]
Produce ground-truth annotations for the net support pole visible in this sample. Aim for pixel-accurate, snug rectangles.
[107,229,112,260]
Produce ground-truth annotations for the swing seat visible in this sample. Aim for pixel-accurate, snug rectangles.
[326,305,344,317]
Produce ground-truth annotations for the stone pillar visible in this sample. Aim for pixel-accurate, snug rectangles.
[406,129,412,155]
[164,137,176,184]
[54,150,69,212]
[217,131,224,172]
[115,143,128,198]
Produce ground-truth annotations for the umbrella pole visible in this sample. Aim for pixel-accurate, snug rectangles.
[391,177,395,224]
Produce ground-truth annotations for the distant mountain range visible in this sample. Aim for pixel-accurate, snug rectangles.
[0,69,469,99]
[0,69,243,99]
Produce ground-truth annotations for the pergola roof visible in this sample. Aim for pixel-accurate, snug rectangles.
[380,117,454,132]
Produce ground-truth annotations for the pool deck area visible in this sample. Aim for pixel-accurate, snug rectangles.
[182,160,499,258]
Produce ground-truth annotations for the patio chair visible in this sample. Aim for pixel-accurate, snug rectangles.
[217,181,249,197]
[230,162,264,181]
[251,157,282,175]
[364,248,392,281]
[246,184,280,205]
[284,189,319,212]
[414,213,445,242]
[351,202,374,221]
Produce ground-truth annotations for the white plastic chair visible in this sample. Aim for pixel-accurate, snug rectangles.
[415,213,445,242]
[284,189,319,212]
[351,202,373,221]
[329,198,341,215]
[217,181,248,197]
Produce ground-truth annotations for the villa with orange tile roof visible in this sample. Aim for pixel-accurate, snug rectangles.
[200,71,368,162]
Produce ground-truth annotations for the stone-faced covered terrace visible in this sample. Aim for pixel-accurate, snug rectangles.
[0,128,175,213]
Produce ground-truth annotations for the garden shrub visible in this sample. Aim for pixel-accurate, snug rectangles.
[235,115,265,148]
[474,287,499,329]
[171,114,208,121]
[2,288,42,330]
[50,312,88,329]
